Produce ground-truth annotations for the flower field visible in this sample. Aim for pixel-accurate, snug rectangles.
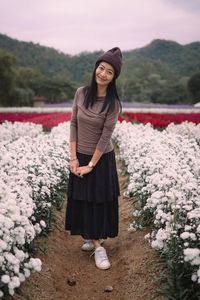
[122,112,200,127]
[0,113,72,130]
[113,121,200,298]
[1,110,200,129]
[0,121,70,298]
[1,108,200,298]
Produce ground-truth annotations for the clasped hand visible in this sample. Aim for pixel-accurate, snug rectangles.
[70,159,92,178]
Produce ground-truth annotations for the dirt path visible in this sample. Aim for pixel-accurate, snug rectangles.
[15,159,162,300]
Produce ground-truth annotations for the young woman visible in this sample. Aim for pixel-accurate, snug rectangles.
[65,47,122,270]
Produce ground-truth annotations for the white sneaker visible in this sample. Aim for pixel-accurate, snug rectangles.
[81,239,104,251]
[93,246,111,270]
[81,240,94,251]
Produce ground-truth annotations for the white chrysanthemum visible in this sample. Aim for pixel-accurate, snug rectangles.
[192,273,197,282]
[40,220,46,228]
[24,268,31,278]
[18,272,26,282]
[151,239,164,250]
[113,121,200,282]
[0,239,7,250]
[14,248,26,262]
[180,232,190,240]
[8,276,20,289]
[0,121,71,292]
[184,248,200,262]
[29,258,42,272]
[5,253,19,265]
[0,290,4,297]
[1,274,10,284]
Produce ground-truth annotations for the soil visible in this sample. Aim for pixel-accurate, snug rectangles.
[14,158,163,300]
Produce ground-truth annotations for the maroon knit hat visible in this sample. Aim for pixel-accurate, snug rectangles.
[95,47,122,78]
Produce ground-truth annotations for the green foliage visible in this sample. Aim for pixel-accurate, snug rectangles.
[0,49,17,106]
[187,71,200,104]
[1,34,200,105]
[151,81,190,104]
[0,49,76,106]
[158,240,200,300]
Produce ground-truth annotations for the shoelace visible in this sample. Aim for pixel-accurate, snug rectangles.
[90,250,95,257]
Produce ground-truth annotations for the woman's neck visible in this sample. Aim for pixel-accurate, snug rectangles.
[97,86,107,97]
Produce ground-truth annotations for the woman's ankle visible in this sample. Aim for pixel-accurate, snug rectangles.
[92,239,101,249]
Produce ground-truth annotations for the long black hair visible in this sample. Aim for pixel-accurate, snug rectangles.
[83,62,122,114]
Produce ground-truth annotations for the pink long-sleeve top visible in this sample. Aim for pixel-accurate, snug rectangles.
[70,87,119,155]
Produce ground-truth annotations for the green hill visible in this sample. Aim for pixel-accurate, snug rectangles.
[128,39,200,76]
[0,33,200,105]
[0,34,200,83]
[0,34,102,82]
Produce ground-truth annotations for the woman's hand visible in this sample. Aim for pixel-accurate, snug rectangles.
[76,166,93,178]
[70,158,79,176]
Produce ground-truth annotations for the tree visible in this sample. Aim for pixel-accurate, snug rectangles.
[16,67,76,104]
[0,49,17,106]
[187,71,200,104]
[151,82,189,104]
[16,67,44,89]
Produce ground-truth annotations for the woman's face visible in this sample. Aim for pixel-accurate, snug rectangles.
[95,61,115,88]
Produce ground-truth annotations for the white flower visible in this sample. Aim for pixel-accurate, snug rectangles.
[188,208,200,219]
[0,290,4,297]
[192,257,200,266]
[197,268,200,277]
[1,274,10,284]
[151,240,164,250]
[197,225,200,233]
[0,239,7,250]
[24,268,31,278]
[185,225,192,231]
[145,233,150,240]
[34,223,42,234]
[8,276,20,289]
[180,232,190,240]
[184,248,200,262]
[5,253,19,265]
[18,273,26,282]
[113,121,200,283]
[28,258,42,272]
[191,274,197,282]
[9,289,14,296]
[14,248,26,262]
[128,223,137,232]
[40,220,46,228]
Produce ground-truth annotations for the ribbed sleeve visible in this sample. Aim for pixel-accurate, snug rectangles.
[96,101,119,153]
[70,88,79,142]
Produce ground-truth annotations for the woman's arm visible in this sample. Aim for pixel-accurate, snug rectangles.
[69,89,80,175]
[96,100,120,153]
[70,141,79,175]
[70,141,77,160]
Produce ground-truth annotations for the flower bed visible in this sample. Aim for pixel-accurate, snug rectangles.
[122,112,200,127]
[1,111,200,130]
[0,113,72,130]
[0,121,70,298]
[113,121,200,298]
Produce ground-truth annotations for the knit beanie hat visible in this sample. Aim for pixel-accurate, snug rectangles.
[95,47,122,78]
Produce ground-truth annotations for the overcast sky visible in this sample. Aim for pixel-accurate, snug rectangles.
[0,0,200,55]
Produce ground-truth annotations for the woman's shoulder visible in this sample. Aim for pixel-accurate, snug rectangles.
[76,86,86,95]
[74,86,86,105]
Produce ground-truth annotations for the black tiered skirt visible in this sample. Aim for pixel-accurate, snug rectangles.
[65,149,120,240]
